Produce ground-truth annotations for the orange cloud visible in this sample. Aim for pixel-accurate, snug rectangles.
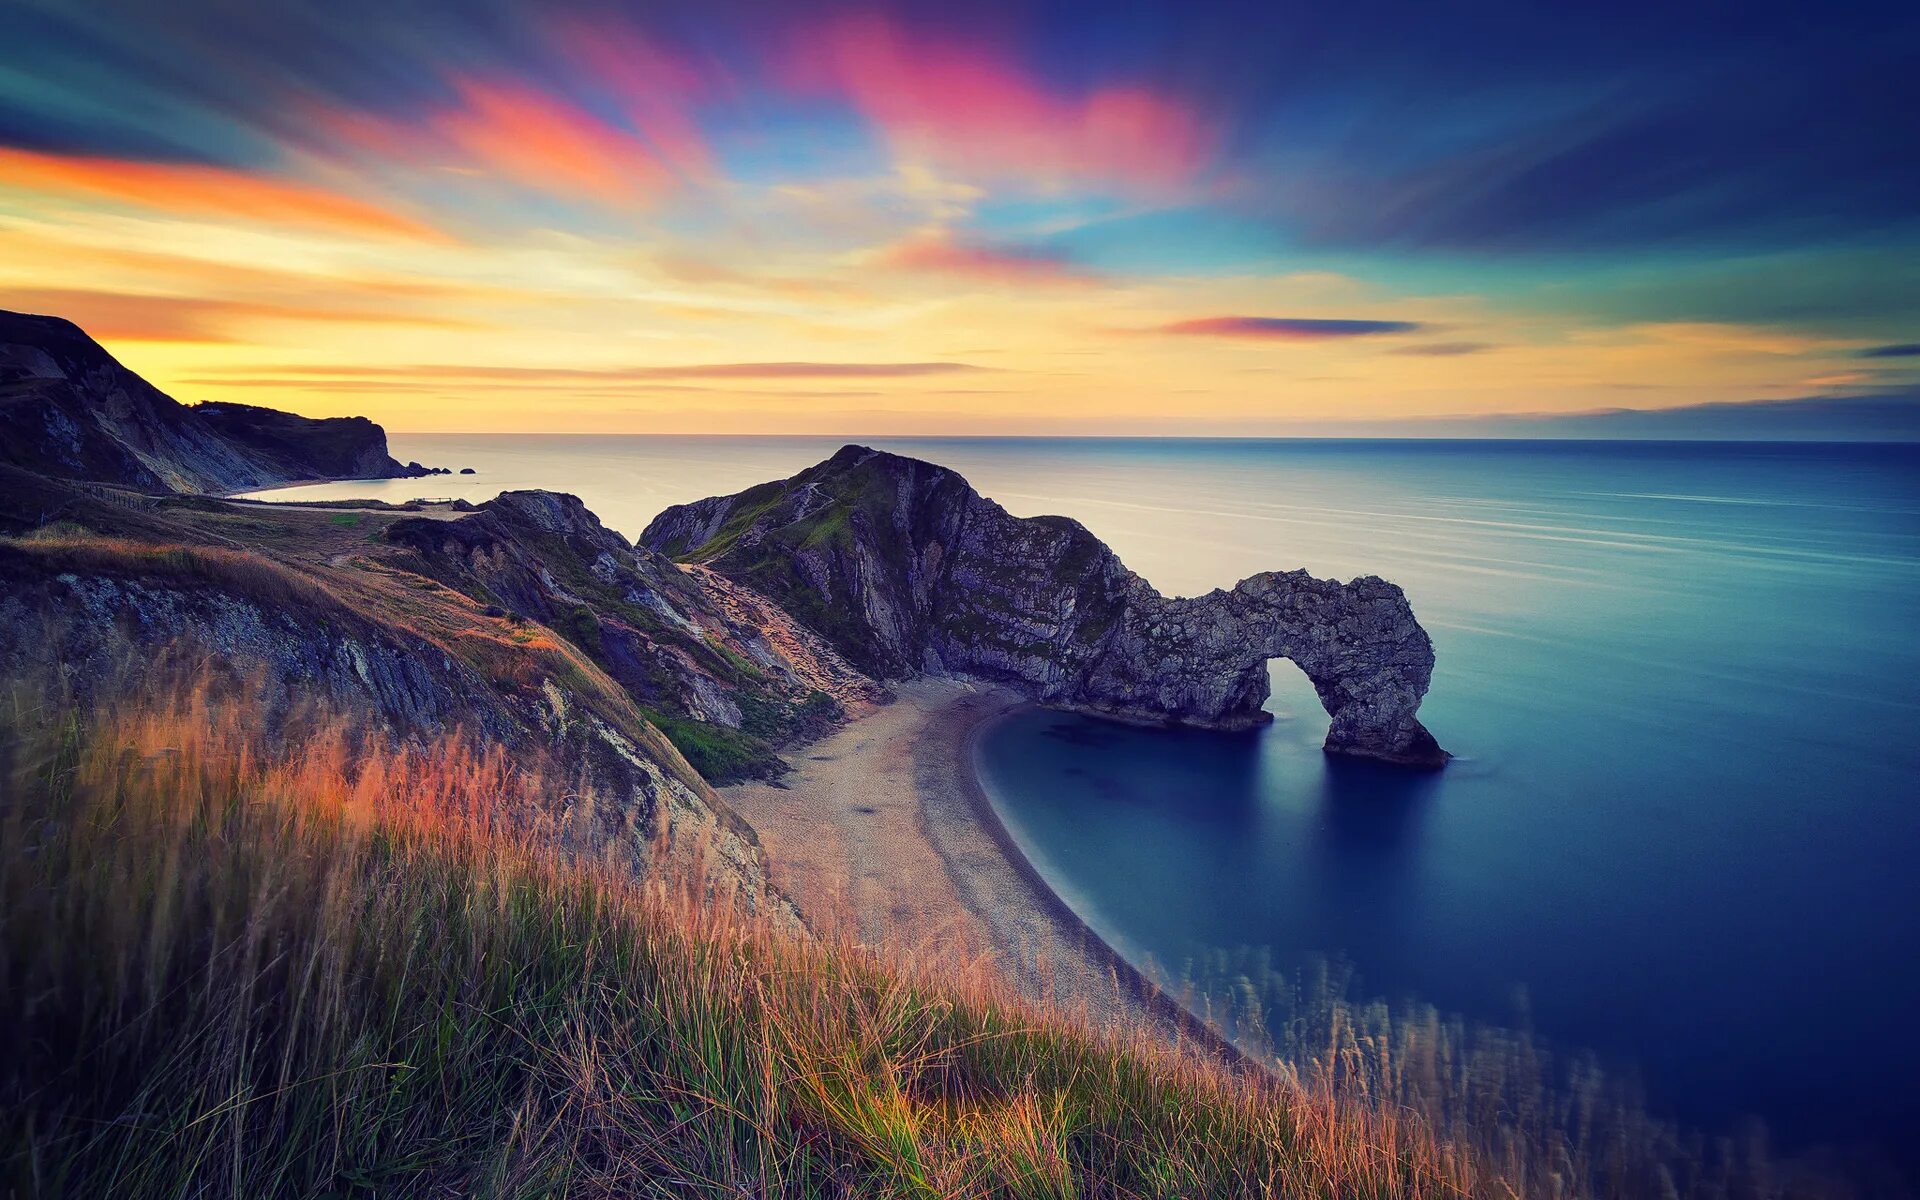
[649,252,862,300]
[785,14,1213,193]
[0,287,480,343]
[194,361,988,382]
[0,234,557,308]
[547,20,718,181]
[0,146,442,240]
[1624,322,1837,356]
[319,75,683,207]
[877,232,1100,285]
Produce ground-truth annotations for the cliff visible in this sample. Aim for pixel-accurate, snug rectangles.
[383,489,884,780]
[0,533,784,913]
[0,434,849,911]
[643,444,1447,767]
[0,308,430,493]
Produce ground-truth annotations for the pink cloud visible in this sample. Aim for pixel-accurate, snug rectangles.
[546,20,720,182]
[1157,316,1426,340]
[783,14,1214,193]
[316,74,686,207]
[877,232,1100,285]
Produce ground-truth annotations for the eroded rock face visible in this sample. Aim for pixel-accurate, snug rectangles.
[384,489,885,781]
[644,445,1447,767]
[0,541,793,917]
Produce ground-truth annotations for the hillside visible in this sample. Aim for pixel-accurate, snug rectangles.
[0,311,1861,1199]
[0,695,1492,1199]
[644,444,1446,766]
[0,308,433,493]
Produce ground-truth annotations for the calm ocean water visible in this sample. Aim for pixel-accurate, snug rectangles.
[254,435,1920,1161]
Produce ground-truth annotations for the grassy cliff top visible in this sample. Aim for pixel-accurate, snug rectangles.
[0,696,1490,1199]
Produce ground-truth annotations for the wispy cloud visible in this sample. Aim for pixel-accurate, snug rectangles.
[0,288,480,343]
[1154,316,1424,340]
[875,232,1099,285]
[1391,341,1494,356]
[0,147,441,241]
[1857,342,1920,358]
[782,13,1215,194]
[195,361,990,382]
[315,76,685,208]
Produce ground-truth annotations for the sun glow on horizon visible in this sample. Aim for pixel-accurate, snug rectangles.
[2,3,1914,435]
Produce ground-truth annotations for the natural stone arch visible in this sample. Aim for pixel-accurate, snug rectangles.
[643,444,1448,770]
[1068,570,1447,767]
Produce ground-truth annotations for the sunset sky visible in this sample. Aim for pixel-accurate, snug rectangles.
[2,0,1917,435]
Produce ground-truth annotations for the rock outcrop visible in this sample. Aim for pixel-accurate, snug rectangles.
[644,444,1447,767]
[384,489,885,780]
[0,309,431,493]
[0,536,788,916]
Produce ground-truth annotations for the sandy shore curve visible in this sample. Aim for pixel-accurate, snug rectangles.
[721,677,1250,1067]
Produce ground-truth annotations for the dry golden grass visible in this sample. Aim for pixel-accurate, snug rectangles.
[0,678,1867,1199]
[0,533,348,615]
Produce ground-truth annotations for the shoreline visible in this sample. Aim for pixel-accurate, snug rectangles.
[942,695,1258,1070]
[220,473,449,501]
[722,677,1255,1072]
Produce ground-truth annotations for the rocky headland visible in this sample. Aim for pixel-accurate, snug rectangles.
[0,307,1445,936]
[0,308,439,493]
[643,444,1447,766]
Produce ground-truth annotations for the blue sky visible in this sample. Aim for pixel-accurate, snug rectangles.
[1,0,1915,433]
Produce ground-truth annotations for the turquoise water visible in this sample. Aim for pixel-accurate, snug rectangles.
[256,435,1920,1163]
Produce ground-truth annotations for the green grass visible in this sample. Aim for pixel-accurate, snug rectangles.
[551,603,606,657]
[680,480,791,561]
[639,704,785,783]
[0,683,1860,1200]
[0,688,1505,1200]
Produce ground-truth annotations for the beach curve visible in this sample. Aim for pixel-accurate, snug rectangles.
[721,677,1254,1071]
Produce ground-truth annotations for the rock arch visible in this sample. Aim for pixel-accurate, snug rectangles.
[643,444,1449,770]
[1067,570,1447,767]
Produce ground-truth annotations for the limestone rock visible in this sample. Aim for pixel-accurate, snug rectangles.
[645,445,1447,767]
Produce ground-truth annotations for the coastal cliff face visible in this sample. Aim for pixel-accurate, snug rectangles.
[644,444,1446,766]
[0,309,425,493]
[384,489,885,780]
[0,536,785,913]
[0,296,840,910]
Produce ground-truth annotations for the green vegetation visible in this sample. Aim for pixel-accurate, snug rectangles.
[681,479,791,561]
[552,603,606,656]
[0,681,1858,1200]
[0,692,1505,1199]
[703,631,766,682]
[639,704,784,783]
[795,505,853,550]
[0,534,349,620]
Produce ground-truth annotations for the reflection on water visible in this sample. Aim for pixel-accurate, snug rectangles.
[1315,756,1440,851]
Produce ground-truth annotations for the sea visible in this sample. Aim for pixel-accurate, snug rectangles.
[249,434,1920,1168]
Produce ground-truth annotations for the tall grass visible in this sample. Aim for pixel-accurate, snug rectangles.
[2,684,1492,1199]
[1163,950,1869,1200]
[0,682,1873,1198]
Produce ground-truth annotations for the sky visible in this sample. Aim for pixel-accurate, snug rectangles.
[2,0,1917,435]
